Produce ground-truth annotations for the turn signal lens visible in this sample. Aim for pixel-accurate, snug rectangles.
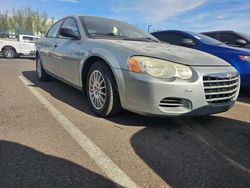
[128,58,142,73]
[239,55,250,62]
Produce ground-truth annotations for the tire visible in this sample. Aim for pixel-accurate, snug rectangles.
[36,56,51,81]
[86,62,122,117]
[3,48,16,58]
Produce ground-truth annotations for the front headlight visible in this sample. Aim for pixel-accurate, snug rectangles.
[239,55,250,62]
[128,56,193,80]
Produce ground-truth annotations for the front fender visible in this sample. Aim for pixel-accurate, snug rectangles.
[79,47,134,108]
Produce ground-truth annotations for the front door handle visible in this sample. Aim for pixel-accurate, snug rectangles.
[54,44,58,48]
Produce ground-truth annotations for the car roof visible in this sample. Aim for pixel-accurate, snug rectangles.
[78,15,128,23]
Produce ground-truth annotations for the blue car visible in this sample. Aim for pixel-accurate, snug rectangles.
[151,30,250,89]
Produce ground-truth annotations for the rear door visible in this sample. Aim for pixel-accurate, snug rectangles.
[53,17,83,86]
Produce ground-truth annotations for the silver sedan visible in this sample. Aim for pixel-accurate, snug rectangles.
[35,15,240,117]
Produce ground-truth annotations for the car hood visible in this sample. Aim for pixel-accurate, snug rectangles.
[217,45,250,54]
[105,40,229,66]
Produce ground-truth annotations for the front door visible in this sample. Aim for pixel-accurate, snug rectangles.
[53,17,83,86]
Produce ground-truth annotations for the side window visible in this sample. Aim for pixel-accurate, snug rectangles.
[205,33,217,40]
[47,20,62,38]
[154,33,187,46]
[22,36,34,43]
[60,18,80,38]
[219,33,239,45]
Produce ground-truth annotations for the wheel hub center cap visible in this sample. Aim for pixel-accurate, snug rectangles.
[93,83,100,97]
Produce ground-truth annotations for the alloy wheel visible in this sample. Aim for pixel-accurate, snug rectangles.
[5,49,14,58]
[88,70,107,110]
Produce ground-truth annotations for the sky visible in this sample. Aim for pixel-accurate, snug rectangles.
[0,0,250,33]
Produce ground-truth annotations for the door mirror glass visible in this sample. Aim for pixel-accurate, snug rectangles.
[235,39,247,46]
[59,28,80,40]
[181,38,196,46]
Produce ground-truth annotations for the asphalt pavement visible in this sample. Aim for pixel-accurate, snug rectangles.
[0,58,250,188]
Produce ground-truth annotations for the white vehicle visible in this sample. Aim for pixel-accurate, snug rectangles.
[0,35,39,58]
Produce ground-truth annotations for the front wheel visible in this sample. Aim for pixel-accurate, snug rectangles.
[86,62,122,117]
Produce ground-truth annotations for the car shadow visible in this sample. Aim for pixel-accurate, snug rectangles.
[238,89,250,104]
[0,140,115,187]
[130,116,250,187]
[22,71,96,117]
[22,71,250,187]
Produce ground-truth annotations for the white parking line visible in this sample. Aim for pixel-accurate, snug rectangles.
[18,75,139,188]
[175,118,250,177]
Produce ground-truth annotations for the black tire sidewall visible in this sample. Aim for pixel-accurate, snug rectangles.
[36,57,41,80]
[36,56,50,81]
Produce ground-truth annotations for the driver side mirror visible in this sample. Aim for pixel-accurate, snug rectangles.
[235,39,247,46]
[59,28,80,40]
[181,38,196,46]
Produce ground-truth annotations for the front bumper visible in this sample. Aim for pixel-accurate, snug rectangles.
[120,66,239,116]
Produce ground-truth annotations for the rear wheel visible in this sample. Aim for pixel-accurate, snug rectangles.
[3,48,16,58]
[86,62,122,117]
[36,56,51,81]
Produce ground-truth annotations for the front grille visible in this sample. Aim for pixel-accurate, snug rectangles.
[203,73,239,104]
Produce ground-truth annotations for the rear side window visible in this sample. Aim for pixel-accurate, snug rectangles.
[219,33,239,45]
[47,20,63,38]
[153,33,187,45]
[22,36,34,43]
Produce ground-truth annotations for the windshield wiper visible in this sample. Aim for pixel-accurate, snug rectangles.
[123,37,159,42]
[90,33,158,42]
[90,33,129,39]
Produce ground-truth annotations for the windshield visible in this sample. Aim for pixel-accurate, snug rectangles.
[80,16,158,42]
[188,32,224,45]
[239,32,250,42]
